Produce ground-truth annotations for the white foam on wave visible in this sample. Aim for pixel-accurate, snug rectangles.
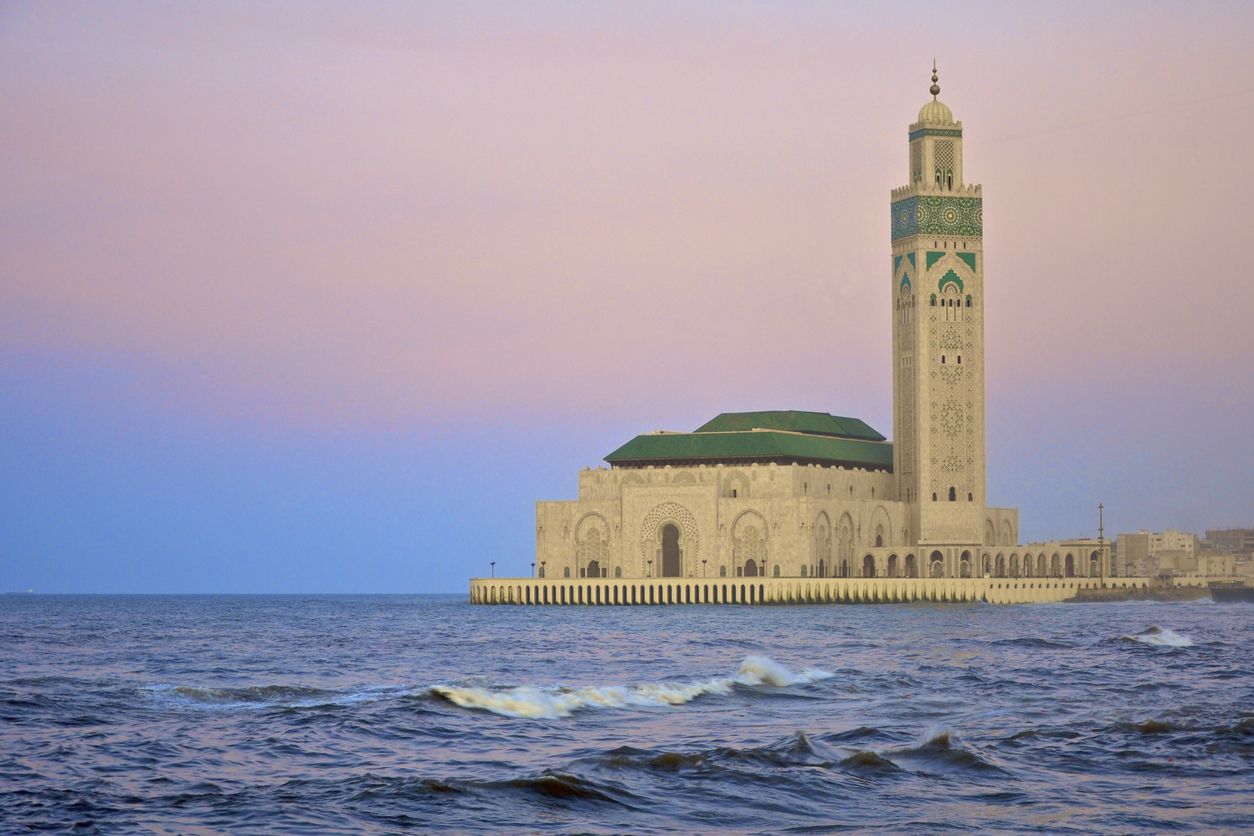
[1123,625,1194,647]
[430,655,832,720]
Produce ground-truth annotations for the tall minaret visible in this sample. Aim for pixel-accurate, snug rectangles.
[890,64,986,555]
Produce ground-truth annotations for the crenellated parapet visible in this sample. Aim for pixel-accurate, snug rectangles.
[889,182,982,201]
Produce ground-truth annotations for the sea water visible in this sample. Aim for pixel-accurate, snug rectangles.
[1,594,1251,832]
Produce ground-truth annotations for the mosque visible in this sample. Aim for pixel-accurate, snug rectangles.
[472,67,1116,605]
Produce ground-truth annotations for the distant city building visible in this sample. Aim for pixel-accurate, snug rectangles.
[528,68,1109,587]
[1117,529,1200,577]
[1197,553,1236,577]
[1202,528,1254,557]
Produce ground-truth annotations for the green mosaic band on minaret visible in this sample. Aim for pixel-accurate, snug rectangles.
[908,127,963,141]
[891,195,982,241]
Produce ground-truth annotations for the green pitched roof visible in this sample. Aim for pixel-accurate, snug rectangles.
[605,431,892,470]
[605,418,893,472]
[694,410,885,442]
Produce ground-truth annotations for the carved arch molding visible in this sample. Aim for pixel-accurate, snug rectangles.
[575,512,610,572]
[640,502,699,569]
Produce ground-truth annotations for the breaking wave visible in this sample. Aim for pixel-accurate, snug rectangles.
[1121,626,1194,647]
[430,655,832,719]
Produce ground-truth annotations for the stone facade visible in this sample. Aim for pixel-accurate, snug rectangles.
[536,462,1110,581]
[512,70,1115,599]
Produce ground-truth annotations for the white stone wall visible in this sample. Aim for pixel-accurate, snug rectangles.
[536,462,1046,581]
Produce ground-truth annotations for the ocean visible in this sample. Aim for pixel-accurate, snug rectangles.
[1,594,1251,833]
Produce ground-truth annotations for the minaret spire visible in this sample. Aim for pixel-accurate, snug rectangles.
[930,60,940,99]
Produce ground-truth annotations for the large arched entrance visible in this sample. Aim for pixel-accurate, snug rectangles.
[817,559,826,578]
[863,554,876,578]
[930,550,944,578]
[661,524,682,577]
[743,559,759,577]
[888,554,899,577]
[585,560,601,579]
[1065,554,1075,577]
[905,554,917,577]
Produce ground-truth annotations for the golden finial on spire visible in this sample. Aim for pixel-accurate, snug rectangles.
[930,60,940,99]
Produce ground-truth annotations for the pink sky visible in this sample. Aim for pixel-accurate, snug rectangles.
[2,3,1253,566]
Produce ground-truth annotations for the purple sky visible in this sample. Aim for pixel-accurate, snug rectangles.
[2,2,1252,592]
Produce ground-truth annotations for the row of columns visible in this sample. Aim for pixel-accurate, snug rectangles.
[469,576,1145,606]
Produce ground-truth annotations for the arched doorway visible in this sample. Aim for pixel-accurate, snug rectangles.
[585,560,600,579]
[1050,554,1061,577]
[661,524,682,577]
[840,559,849,578]
[995,554,1005,577]
[1090,550,1100,577]
[960,560,972,578]
[744,559,759,577]
[904,554,917,577]
[863,554,876,578]
[1065,554,1075,577]
[930,550,944,578]
[888,554,899,577]
[817,559,826,578]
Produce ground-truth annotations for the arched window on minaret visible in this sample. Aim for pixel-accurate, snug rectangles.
[934,141,955,191]
[940,284,962,322]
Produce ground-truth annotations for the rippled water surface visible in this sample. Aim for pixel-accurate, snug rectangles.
[2,595,1252,832]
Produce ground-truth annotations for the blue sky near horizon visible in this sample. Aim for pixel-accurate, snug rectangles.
[2,2,1252,592]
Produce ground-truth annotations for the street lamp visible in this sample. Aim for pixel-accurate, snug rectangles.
[531,562,536,578]
[490,561,496,578]
[1098,501,1106,583]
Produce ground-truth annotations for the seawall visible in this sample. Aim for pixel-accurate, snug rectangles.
[468,576,1154,606]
